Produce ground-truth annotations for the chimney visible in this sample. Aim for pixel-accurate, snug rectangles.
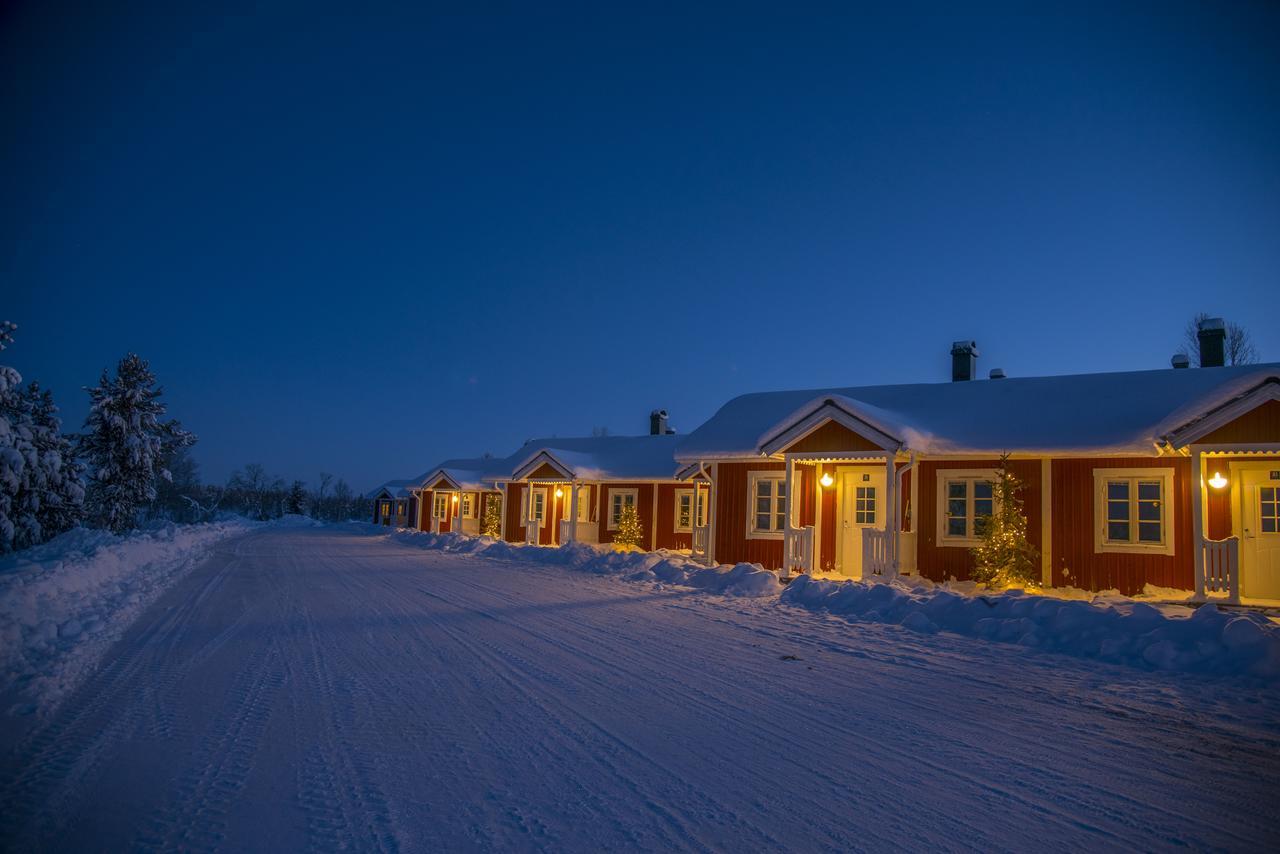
[988,368,1006,379]
[649,409,673,436]
[1197,317,1225,368]
[1171,353,1190,369]
[950,341,979,382]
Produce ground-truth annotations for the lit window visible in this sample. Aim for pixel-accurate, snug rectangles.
[748,473,787,536]
[461,493,475,519]
[854,486,877,525]
[608,489,638,529]
[1093,468,1175,555]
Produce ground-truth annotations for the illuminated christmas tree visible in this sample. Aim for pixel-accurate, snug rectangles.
[614,505,643,550]
[970,454,1040,588]
[481,496,503,538]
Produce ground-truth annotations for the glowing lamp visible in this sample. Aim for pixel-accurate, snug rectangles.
[555,487,564,498]
[451,494,459,503]
[820,472,834,488]
[1208,472,1228,490]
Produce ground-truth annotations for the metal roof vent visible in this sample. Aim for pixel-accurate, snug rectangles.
[1171,353,1190,369]
[988,368,1006,379]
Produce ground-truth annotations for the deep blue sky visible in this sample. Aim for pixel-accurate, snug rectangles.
[4,1,1278,490]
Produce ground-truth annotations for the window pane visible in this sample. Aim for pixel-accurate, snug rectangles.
[756,496,771,515]
[974,516,989,536]
[1263,487,1276,502]
[974,499,993,519]
[948,482,966,499]
[1263,501,1277,518]
[757,481,771,499]
[1138,522,1162,543]
[1263,518,1277,533]
[777,481,787,499]
[947,518,966,537]
[1107,481,1129,501]
[974,482,993,499]
[1107,500,1129,521]
[1138,501,1160,521]
[1108,521,1130,541]
[756,513,771,531]
[776,511,786,530]
[1137,481,1161,501]
[948,498,966,519]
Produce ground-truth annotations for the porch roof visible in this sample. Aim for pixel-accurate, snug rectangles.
[364,479,417,500]
[675,363,1280,460]
[504,434,682,482]
[413,457,503,492]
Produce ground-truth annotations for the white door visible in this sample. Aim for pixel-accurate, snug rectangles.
[1241,468,1280,599]
[839,469,887,578]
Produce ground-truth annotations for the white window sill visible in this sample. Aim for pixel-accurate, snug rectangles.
[746,531,784,541]
[1096,542,1174,556]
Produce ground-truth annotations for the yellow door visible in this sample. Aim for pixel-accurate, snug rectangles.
[1241,469,1280,599]
[839,469,886,578]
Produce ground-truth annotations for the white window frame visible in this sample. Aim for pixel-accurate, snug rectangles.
[606,488,639,530]
[1092,468,1176,556]
[433,493,449,520]
[461,493,476,519]
[747,472,787,540]
[674,489,693,532]
[935,469,998,547]
[574,488,592,523]
[522,487,549,527]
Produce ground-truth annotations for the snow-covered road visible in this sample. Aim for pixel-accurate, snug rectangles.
[2,526,1277,852]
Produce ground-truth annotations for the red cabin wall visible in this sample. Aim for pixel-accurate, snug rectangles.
[1050,457,1192,595]
[915,459,1043,584]
[595,482,656,548]
[713,462,785,569]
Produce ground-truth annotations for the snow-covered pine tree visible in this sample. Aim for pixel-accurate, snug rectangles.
[0,358,35,552]
[970,454,1040,588]
[613,504,644,550]
[21,381,85,542]
[79,354,197,533]
[481,495,503,538]
[287,480,307,515]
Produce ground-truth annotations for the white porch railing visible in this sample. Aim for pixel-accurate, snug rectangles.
[558,519,571,545]
[525,520,540,545]
[1202,537,1240,603]
[862,528,897,580]
[557,519,600,545]
[784,526,815,575]
[692,525,710,563]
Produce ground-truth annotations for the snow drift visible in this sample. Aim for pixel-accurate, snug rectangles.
[388,529,1279,678]
[782,575,1280,678]
[0,519,256,712]
[388,530,783,598]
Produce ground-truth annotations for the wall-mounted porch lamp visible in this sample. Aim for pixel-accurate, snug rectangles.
[819,472,834,488]
[1208,472,1228,490]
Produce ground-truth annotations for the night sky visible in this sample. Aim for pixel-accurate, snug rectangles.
[4,1,1278,490]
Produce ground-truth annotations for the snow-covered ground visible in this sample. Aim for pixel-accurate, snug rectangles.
[2,525,1278,851]
[0,518,262,714]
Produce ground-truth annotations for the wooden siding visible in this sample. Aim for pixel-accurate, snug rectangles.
[713,462,785,569]
[1050,457,1192,595]
[783,420,884,454]
[655,483,692,551]
[595,482,656,548]
[503,484,524,542]
[526,462,566,481]
[818,464,837,572]
[1197,399,1280,445]
[916,459,1043,584]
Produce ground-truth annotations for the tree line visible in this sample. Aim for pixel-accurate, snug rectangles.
[0,322,368,554]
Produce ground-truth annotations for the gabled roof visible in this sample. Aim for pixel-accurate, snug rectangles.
[365,479,417,500]
[676,363,1280,460]
[505,434,683,481]
[410,457,504,492]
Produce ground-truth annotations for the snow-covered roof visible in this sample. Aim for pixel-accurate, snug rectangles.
[505,435,683,481]
[414,457,503,492]
[365,479,417,500]
[676,363,1280,460]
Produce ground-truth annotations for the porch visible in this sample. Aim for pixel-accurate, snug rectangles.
[780,452,917,580]
[1191,444,1280,604]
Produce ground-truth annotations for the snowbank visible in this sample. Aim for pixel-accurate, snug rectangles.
[388,530,782,598]
[782,576,1280,678]
[388,529,1279,678]
[0,519,256,712]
